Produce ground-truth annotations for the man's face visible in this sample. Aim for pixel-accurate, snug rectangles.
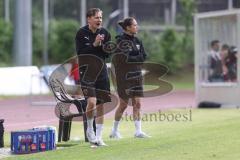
[213,43,220,52]
[87,11,102,30]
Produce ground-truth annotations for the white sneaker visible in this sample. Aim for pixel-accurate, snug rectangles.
[109,131,122,139]
[134,132,151,138]
[87,130,97,143]
[96,138,108,146]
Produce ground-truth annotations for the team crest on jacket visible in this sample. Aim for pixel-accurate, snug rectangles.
[136,44,140,50]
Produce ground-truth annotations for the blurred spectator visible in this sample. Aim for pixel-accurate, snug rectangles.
[69,57,80,85]
[220,44,230,81]
[69,57,82,97]
[208,40,224,82]
[225,46,238,82]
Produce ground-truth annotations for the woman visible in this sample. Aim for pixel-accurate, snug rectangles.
[220,44,229,81]
[110,17,150,138]
[225,46,237,82]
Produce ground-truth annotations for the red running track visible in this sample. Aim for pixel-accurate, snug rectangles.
[0,90,195,132]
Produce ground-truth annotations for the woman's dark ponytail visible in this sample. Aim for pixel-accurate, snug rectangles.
[118,17,135,31]
[118,21,125,29]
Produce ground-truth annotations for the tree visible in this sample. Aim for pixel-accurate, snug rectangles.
[179,0,196,65]
[160,28,182,73]
[48,19,79,63]
[0,1,3,18]
[0,19,13,66]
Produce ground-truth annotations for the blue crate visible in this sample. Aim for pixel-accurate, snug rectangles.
[32,127,56,151]
[11,127,56,154]
[11,130,39,154]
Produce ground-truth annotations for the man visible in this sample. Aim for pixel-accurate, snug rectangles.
[75,8,111,146]
[208,40,224,82]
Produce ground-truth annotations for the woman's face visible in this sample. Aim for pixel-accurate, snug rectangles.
[127,19,138,34]
[221,49,228,58]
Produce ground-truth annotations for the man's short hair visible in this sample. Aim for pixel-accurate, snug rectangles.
[86,8,102,18]
[211,40,219,47]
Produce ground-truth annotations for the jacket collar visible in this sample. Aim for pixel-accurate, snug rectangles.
[123,32,135,39]
[83,25,101,34]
